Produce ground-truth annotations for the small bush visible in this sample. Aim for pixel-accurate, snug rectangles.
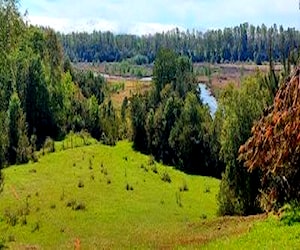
[29,169,37,174]
[204,186,210,193]
[179,180,189,192]
[280,202,300,226]
[107,178,111,185]
[31,152,39,163]
[74,202,86,211]
[60,189,65,201]
[31,221,40,232]
[66,199,86,211]
[125,183,134,191]
[101,167,108,176]
[200,213,207,220]
[20,216,27,225]
[43,137,55,154]
[161,171,171,183]
[140,164,148,172]
[148,155,155,165]
[151,165,158,174]
[7,235,15,242]
[89,159,93,170]
[0,237,6,248]
[78,180,84,188]
[175,192,182,207]
[4,209,18,226]
[50,204,56,209]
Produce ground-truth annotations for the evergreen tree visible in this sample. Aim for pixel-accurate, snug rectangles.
[7,92,30,164]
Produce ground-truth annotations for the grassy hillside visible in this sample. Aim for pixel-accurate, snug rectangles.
[0,140,220,249]
[204,216,300,249]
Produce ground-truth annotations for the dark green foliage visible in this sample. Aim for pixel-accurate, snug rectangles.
[161,171,171,183]
[42,137,55,154]
[169,93,212,175]
[131,49,219,176]
[78,180,84,188]
[26,56,54,145]
[217,73,276,215]
[130,94,148,152]
[125,183,134,191]
[60,24,300,65]
[66,199,86,211]
[72,70,105,104]
[7,93,30,165]
[280,202,300,226]
[153,48,177,100]
[0,112,8,167]
[100,100,119,145]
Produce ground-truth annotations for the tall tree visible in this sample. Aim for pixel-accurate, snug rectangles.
[7,92,30,164]
[217,73,272,215]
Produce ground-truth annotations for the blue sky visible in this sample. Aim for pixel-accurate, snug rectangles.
[20,0,300,35]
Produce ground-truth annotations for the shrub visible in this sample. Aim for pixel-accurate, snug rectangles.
[161,171,171,183]
[4,209,18,226]
[148,155,155,165]
[50,204,56,209]
[66,199,86,211]
[204,186,210,193]
[78,180,84,188]
[179,180,189,192]
[280,202,300,226]
[0,237,6,249]
[125,183,134,191]
[89,158,93,170]
[151,165,158,174]
[200,213,207,220]
[31,221,40,232]
[43,137,55,154]
[175,192,182,207]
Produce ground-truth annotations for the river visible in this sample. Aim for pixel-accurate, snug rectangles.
[198,83,218,117]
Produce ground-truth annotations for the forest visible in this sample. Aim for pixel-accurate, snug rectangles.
[60,23,300,65]
[0,0,300,247]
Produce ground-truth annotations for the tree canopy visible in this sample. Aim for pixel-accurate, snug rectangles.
[239,67,300,210]
[59,24,300,65]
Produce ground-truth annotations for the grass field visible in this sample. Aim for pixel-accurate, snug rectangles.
[0,139,221,249]
[1,137,298,249]
[204,216,300,249]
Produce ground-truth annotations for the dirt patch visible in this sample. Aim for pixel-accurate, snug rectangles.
[197,63,282,95]
[108,79,152,109]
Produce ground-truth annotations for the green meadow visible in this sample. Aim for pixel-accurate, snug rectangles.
[1,137,299,249]
[0,139,220,249]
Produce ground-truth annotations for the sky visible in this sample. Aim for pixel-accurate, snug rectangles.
[20,0,300,35]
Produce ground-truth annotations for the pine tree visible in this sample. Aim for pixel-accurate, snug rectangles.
[7,92,30,164]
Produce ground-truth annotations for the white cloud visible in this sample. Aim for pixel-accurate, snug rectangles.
[21,0,300,34]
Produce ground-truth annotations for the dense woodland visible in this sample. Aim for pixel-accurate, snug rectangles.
[0,0,300,217]
[60,24,300,66]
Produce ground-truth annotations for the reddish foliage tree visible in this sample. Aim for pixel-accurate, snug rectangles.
[239,67,300,210]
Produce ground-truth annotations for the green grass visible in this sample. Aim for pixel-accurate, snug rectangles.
[0,140,220,249]
[204,216,300,249]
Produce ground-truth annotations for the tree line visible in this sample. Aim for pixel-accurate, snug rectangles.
[59,23,300,65]
[0,0,119,171]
